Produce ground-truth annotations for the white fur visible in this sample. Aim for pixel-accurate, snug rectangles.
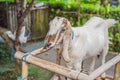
[48,17,65,35]
[67,17,116,72]
[5,26,27,44]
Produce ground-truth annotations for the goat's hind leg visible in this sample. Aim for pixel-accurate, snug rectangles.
[53,49,62,80]
[89,57,96,74]
[101,44,108,79]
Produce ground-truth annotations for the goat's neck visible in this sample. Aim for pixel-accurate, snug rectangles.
[66,22,73,40]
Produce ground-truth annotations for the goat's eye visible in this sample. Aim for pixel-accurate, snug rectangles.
[57,17,60,20]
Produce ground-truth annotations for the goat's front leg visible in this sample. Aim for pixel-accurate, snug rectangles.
[65,61,74,80]
[56,48,62,80]
[65,60,82,80]
[53,48,62,80]
[56,48,62,65]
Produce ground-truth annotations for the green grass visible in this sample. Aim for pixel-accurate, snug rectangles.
[0,42,53,80]
[0,63,53,80]
[0,0,14,2]
[28,65,53,80]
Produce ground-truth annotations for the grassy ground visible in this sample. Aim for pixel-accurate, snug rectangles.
[0,62,53,80]
[28,64,53,80]
[0,43,53,80]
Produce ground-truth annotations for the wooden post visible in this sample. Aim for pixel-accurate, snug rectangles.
[14,0,36,74]
[22,62,28,80]
[56,49,62,65]
[15,51,89,80]
[78,0,80,26]
[56,49,62,80]
[114,62,120,80]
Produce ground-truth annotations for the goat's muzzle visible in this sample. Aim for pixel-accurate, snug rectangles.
[43,43,55,49]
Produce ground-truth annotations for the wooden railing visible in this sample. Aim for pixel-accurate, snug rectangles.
[15,50,120,80]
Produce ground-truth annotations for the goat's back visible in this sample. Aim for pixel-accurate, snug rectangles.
[83,16,116,29]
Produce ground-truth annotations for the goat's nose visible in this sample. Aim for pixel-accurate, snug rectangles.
[44,43,52,49]
[46,43,52,47]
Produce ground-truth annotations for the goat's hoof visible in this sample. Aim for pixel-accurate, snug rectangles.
[101,73,106,80]
[65,77,72,80]
[66,78,72,80]
[100,77,106,80]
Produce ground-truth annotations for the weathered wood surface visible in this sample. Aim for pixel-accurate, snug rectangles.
[114,62,120,80]
[21,1,28,79]
[30,7,49,39]
[78,0,80,26]
[15,0,37,51]
[15,51,120,80]
[7,5,17,33]
[15,51,89,80]
[55,49,62,80]
[22,62,28,80]
[1,3,48,40]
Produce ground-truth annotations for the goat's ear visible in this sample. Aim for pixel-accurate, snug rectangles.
[44,34,49,43]
[62,28,71,63]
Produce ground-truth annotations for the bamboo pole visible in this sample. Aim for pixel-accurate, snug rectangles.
[78,0,80,26]
[89,54,120,80]
[114,62,120,80]
[15,51,89,80]
[14,0,36,74]
[22,62,28,80]
[56,49,62,80]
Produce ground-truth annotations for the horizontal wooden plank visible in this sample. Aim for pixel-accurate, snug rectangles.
[15,51,89,80]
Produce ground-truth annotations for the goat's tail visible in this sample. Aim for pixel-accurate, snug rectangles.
[105,19,116,28]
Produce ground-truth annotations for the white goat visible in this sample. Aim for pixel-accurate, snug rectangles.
[44,16,116,80]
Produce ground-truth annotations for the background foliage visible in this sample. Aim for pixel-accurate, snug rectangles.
[47,0,120,52]
[0,43,11,64]
[0,0,120,52]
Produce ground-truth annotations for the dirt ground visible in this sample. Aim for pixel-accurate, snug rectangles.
[21,41,119,80]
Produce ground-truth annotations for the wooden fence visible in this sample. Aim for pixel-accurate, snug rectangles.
[30,7,49,39]
[15,48,120,80]
[6,4,17,33]
[0,3,49,39]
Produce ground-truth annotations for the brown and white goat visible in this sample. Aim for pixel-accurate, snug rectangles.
[43,16,116,80]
